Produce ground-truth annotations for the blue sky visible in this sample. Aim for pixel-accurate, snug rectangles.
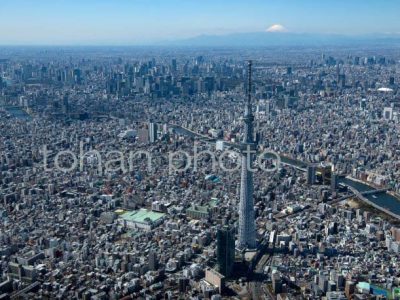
[0,0,399,45]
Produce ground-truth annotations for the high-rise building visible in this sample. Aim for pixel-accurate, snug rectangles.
[62,95,69,114]
[307,165,316,185]
[338,74,346,88]
[149,122,158,143]
[238,61,257,250]
[360,98,367,110]
[216,226,235,277]
[73,68,82,84]
[331,173,338,191]
[171,59,177,72]
[345,281,355,299]
[178,277,189,293]
[148,250,158,271]
[272,273,283,294]
[391,227,400,242]
[383,107,393,121]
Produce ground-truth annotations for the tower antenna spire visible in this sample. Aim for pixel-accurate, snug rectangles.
[247,60,252,106]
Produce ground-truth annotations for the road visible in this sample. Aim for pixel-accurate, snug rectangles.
[248,253,276,300]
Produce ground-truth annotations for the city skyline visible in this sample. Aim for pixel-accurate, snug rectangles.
[0,0,400,45]
[2,1,400,299]
[2,35,400,300]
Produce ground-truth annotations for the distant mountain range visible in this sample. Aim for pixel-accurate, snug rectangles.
[162,32,400,47]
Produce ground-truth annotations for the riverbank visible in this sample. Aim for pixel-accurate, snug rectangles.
[345,176,379,189]
[345,198,400,225]
[388,190,400,202]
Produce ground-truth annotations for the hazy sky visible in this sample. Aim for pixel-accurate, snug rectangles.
[0,0,399,45]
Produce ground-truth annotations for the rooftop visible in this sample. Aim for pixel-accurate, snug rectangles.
[120,209,165,224]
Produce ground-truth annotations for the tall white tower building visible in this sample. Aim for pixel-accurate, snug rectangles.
[238,61,257,249]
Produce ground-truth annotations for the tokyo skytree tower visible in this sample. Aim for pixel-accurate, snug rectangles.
[238,60,257,249]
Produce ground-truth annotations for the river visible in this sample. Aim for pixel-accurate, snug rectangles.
[171,125,400,218]
[4,107,32,120]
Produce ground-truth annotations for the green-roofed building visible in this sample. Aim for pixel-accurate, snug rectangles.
[187,204,210,220]
[186,198,220,220]
[119,208,165,231]
[393,287,400,299]
[356,282,370,294]
[209,198,219,208]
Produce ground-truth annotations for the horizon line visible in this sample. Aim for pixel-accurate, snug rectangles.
[1,31,400,48]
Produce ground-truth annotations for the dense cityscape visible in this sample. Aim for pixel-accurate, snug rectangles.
[0,45,399,300]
